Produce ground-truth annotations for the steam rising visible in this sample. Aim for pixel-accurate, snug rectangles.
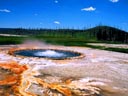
[34,50,66,57]
[0,39,127,96]
[21,40,50,48]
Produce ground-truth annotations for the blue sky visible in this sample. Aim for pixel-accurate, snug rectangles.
[0,0,128,31]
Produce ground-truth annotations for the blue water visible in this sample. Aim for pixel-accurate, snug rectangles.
[14,49,81,60]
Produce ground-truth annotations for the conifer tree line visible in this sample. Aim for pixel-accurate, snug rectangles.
[0,25,128,43]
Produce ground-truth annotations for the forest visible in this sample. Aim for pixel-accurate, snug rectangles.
[0,25,128,53]
[0,25,128,44]
[0,26,128,43]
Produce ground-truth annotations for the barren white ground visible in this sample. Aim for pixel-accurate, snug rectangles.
[87,43,128,48]
[0,44,128,96]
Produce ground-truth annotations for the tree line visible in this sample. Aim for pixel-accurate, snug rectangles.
[0,25,128,43]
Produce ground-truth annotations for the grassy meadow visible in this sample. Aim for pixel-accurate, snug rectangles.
[0,26,128,53]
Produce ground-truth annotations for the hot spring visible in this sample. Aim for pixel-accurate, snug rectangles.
[1,45,128,96]
[13,49,83,60]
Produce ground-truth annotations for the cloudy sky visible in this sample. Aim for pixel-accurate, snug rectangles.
[0,0,128,31]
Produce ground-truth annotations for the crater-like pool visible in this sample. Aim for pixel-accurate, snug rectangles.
[14,49,83,60]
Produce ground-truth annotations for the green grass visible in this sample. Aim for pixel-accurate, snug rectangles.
[34,36,128,53]
[105,47,128,53]
[84,44,128,53]
[0,26,127,53]
[0,36,26,45]
[35,36,98,45]
[0,35,127,53]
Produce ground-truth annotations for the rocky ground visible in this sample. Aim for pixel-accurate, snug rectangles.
[0,44,128,96]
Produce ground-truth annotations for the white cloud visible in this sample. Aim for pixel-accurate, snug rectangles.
[0,9,11,13]
[110,0,119,3]
[54,21,60,24]
[54,0,58,3]
[81,6,96,11]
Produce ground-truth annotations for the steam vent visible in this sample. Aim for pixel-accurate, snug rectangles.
[0,44,128,96]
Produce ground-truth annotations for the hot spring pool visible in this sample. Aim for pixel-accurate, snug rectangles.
[14,49,83,60]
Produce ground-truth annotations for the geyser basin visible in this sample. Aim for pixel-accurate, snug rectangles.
[13,49,83,60]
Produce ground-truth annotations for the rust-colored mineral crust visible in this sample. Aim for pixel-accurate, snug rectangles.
[0,61,28,96]
[0,61,102,96]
